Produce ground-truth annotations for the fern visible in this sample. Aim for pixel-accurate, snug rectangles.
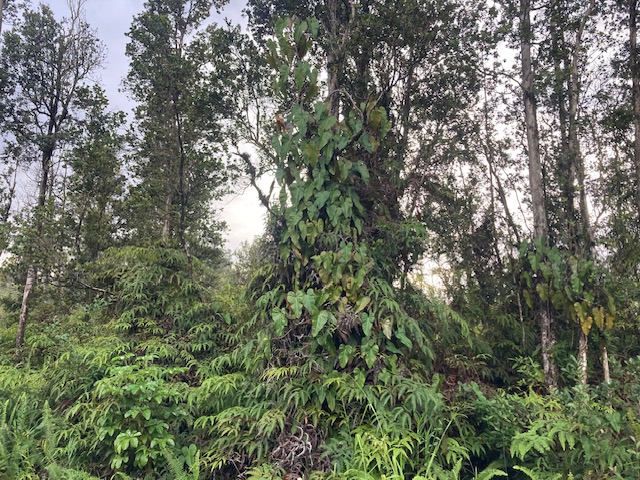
[513,465,562,480]
[163,446,201,480]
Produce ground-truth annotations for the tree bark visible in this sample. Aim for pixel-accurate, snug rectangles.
[162,192,172,245]
[578,330,588,384]
[520,0,559,388]
[601,340,610,384]
[16,151,53,353]
[16,267,36,356]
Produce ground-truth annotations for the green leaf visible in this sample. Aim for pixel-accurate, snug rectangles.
[570,273,583,294]
[298,220,308,240]
[313,310,334,337]
[353,162,370,183]
[361,338,379,368]
[359,133,373,152]
[319,115,337,131]
[315,190,331,209]
[395,328,412,348]
[302,289,316,312]
[309,18,319,37]
[355,296,370,313]
[362,313,374,337]
[305,141,320,166]
[294,62,308,90]
[535,283,548,302]
[338,344,355,368]
[319,131,332,149]
[272,308,288,336]
[528,251,540,273]
[551,291,565,309]
[287,291,304,318]
[523,290,533,309]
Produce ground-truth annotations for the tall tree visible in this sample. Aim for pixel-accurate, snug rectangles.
[0,1,103,353]
[631,0,640,220]
[124,0,235,259]
[65,85,126,264]
[247,0,482,285]
[520,0,559,388]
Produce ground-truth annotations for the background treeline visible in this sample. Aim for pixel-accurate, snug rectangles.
[0,0,639,478]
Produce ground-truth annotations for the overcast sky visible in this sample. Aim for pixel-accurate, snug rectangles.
[24,0,266,253]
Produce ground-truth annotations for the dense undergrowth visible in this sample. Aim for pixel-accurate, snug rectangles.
[1,245,639,479]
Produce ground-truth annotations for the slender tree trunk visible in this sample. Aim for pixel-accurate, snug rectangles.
[162,193,172,245]
[578,331,588,384]
[631,0,640,221]
[1,157,19,224]
[520,0,558,388]
[16,146,54,353]
[601,340,610,383]
[326,0,340,116]
[569,0,595,256]
[74,208,86,256]
[172,100,188,250]
[566,0,595,384]
[16,267,35,356]
[324,0,355,117]
[549,7,576,248]
[398,59,415,162]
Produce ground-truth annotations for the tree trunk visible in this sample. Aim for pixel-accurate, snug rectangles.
[16,267,36,354]
[0,165,17,258]
[520,0,558,388]
[578,330,588,384]
[16,146,54,355]
[601,340,610,383]
[162,192,172,245]
[569,0,596,255]
[326,0,340,116]
[566,0,595,383]
[173,101,188,249]
[631,0,640,220]
[549,6,577,248]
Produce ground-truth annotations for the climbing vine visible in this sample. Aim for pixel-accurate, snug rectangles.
[258,17,428,372]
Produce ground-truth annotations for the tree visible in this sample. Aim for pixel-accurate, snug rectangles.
[247,0,482,285]
[124,0,236,259]
[0,1,103,353]
[65,85,126,264]
[631,0,640,220]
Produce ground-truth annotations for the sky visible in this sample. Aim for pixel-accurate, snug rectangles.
[24,0,266,253]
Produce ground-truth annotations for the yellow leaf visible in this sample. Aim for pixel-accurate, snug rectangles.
[593,306,604,329]
[605,313,615,330]
[581,316,593,336]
